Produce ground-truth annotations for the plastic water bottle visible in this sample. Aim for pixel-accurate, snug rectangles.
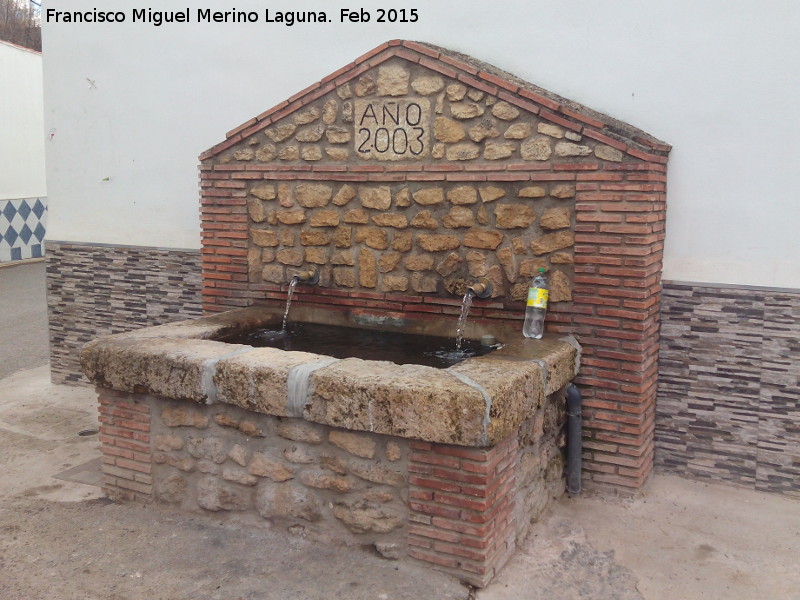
[523,268,549,339]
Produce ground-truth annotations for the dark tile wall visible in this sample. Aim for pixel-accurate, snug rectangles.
[657,282,800,496]
[46,242,202,385]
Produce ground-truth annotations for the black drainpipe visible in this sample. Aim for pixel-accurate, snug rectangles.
[565,384,582,495]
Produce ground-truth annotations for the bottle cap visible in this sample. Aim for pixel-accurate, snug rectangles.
[538,268,546,273]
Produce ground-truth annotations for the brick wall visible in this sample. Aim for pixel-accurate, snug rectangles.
[198,40,670,491]
[407,435,519,586]
[98,388,153,501]
[571,165,665,489]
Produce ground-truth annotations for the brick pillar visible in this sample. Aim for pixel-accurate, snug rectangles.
[97,388,154,501]
[406,434,518,587]
[199,163,251,314]
[571,160,667,490]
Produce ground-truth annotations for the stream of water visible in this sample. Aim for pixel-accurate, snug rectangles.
[282,277,299,331]
[455,289,475,352]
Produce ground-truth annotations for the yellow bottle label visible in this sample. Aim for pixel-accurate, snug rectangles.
[526,288,548,309]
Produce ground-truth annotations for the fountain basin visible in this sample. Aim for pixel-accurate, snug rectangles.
[217,321,494,368]
[81,305,579,447]
[81,305,580,586]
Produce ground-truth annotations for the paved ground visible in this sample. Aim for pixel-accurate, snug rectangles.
[1,259,799,598]
[0,259,49,378]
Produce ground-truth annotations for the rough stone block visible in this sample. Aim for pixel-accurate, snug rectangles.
[555,142,592,157]
[252,229,279,247]
[256,481,321,522]
[248,452,295,481]
[412,188,444,206]
[299,470,354,492]
[328,430,377,459]
[595,145,623,162]
[464,228,504,250]
[359,186,392,210]
[491,101,520,120]
[296,184,333,208]
[537,123,564,138]
[540,207,572,230]
[332,184,357,206]
[154,434,184,451]
[550,184,576,199]
[442,206,476,229]
[333,500,403,534]
[450,102,485,120]
[197,476,252,511]
[293,106,320,125]
[276,420,325,444]
[222,465,259,487]
[434,117,465,143]
[162,406,208,429]
[382,275,409,292]
[520,137,552,161]
[377,64,409,96]
[446,143,481,161]
[495,204,536,229]
[300,146,322,161]
[504,123,532,139]
[410,211,438,230]
[404,254,435,271]
[417,233,460,252]
[479,186,506,203]
[531,231,575,255]
[266,124,296,143]
[411,75,444,95]
[355,227,389,250]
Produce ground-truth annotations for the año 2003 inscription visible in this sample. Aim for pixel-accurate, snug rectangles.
[354,99,431,160]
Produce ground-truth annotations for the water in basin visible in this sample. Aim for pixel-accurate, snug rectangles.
[219,322,496,368]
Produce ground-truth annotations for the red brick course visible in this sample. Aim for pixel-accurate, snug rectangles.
[406,435,518,586]
[97,388,153,501]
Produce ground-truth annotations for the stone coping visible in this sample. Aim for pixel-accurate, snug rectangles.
[81,307,579,447]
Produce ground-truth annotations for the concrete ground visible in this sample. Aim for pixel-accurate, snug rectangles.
[1,260,799,598]
[0,259,50,378]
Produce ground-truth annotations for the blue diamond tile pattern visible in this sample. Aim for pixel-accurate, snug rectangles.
[18,223,32,245]
[17,200,31,220]
[32,199,45,219]
[4,226,18,247]
[2,202,17,222]
[0,198,48,263]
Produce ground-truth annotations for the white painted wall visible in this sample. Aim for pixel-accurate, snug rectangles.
[0,40,46,200]
[42,0,800,287]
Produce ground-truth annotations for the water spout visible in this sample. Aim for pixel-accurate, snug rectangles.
[294,266,320,285]
[468,277,492,299]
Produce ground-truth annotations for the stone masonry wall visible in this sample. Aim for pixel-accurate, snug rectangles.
[199,41,670,491]
[97,384,568,586]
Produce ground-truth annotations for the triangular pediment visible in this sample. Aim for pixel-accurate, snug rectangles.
[201,40,669,167]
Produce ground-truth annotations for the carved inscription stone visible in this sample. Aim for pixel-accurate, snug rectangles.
[354,98,431,160]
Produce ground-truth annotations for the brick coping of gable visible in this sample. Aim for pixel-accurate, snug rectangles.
[200,40,671,164]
